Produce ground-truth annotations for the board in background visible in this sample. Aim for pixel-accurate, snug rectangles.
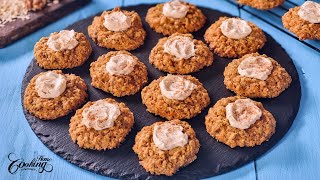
[0,0,91,48]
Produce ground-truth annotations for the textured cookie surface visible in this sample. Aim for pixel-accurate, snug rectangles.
[224,53,292,98]
[145,2,206,35]
[90,51,148,97]
[88,7,146,50]
[34,32,92,69]
[205,96,276,148]
[149,33,214,74]
[141,75,210,120]
[282,6,320,40]
[21,4,302,179]
[23,70,88,120]
[238,0,284,10]
[69,98,134,150]
[133,119,200,176]
[204,17,266,58]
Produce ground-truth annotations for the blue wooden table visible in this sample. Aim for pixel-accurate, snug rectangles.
[0,0,319,179]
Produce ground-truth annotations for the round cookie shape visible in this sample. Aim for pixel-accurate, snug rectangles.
[23,70,88,120]
[90,51,148,97]
[69,98,134,150]
[204,17,266,58]
[149,33,214,74]
[133,119,200,176]
[34,30,92,69]
[88,7,146,50]
[282,3,320,40]
[205,96,276,148]
[224,53,292,98]
[237,0,284,10]
[141,75,210,120]
[145,1,206,35]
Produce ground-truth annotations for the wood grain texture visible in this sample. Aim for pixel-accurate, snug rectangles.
[0,0,319,180]
[0,0,91,48]
[0,1,122,180]
[21,4,300,180]
[241,11,320,180]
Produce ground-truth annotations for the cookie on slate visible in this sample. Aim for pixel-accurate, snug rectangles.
[282,1,320,40]
[141,75,210,120]
[69,98,134,150]
[204,17,266,58]
[34,30,92,69]
[205,96,276,148]
[149,33,214,74]
[90,51,148,97]
[88,7,146,50]
[145,0,206,35]
[237,0,284,10]
[224,53,292,98]
[23,70,87,120]
[133,119,200,176]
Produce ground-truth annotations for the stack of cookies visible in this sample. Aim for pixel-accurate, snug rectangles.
[23,0,304,177]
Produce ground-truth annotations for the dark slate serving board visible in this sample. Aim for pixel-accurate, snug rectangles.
[0,0,91,48]
[21,5,301,180]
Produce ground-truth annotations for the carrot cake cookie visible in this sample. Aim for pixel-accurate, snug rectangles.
[141,74,210,120]
[282,1,320,40]
[205,96,276,148]
[146,0,206,35]
[34,30,92,69]
[69,98,134,150]
[23,70,87,120]
[204,17,266,58]
[88,7,146,50]
[90,51,148,97]
[133,119,200,176]
[149,33,213,74]
[224,53,292,98]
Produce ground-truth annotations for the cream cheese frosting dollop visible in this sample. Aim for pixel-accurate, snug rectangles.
[226,99,262,130]
[163,0,189,19]
[163,36,195,59]
[82,100,121,131]
[106,54,137,75]
[298,1,320,24]
[35,71,67,99]
[220,18,252,39]
[238,55,273,81]
[153,122,188,150]
[103,11,131,31]
[159,75,197,101]
[47,30,78,51]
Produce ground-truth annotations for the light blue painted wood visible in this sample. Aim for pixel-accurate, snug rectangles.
[0,1,121,180]
[1,0,320,180]
[241,6,320,180]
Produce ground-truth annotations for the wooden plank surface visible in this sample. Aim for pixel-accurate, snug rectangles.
[0,0,319,180]
[241,10,320,180]
[0,0,91,48]
[0,1,122,180]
